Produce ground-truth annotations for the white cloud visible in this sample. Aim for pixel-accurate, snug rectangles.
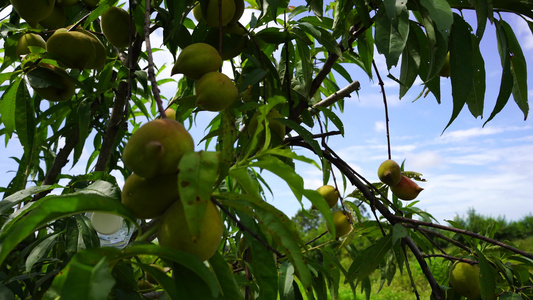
[406,151,443,170]
[374,121,386,132]
[438,125,531,143]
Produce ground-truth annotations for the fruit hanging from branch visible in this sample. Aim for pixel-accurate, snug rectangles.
[101,6,131,48]
[10,0,54,27]
[121,172,180,219]
[332,210,353,238]
[26,64,76,102]
[39,4,66,30]
[194,0,236,27]
[122,119,195,179]
[204,23,248,60]
[157,200,223,261]
[195,72,238,111]
[449,261,481,299]
[377,159,402,186]
[171,43,222,80]
[68,26,107,70]
[16,33,46,59]
[46,28,97,70]
[313,185,339,209]
[390,175,423,201]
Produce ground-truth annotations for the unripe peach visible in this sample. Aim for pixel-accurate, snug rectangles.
[377,159,401,186]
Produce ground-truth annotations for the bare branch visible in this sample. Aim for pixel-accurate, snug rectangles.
[310,80,360,110]
[372,60,392,160]
[144,0,166,118]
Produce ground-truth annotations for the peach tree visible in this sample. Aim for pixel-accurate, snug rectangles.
[0,0,531,299]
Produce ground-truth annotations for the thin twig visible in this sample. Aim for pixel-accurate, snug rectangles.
[33,129,79,201]
[394,216,533,260]
[408,226,472,253]
[421,254,477,265]
[144,0,166,118]
[305,230,328,246]
[372,60,392,160]
[402,241,421,300]
[67,11,92,32]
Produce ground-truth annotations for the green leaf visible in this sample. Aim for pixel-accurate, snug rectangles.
[117,244,220,297]
[238,212,279,300]
[485,20,515,125]
[399,25,421,99]
[471,0,491,40]
[476,250,497,300]
[302,189,334,237]
[0,182,138,266]
[444,14,474,132]
[14,82,34,153]
[316,107,344,135]
[297,22,342,57]
[308,0,323,18]
[466,36,485,119]
[208,252,244,300]
[25,231,62,272]
[219,194,312,289]
[279,262,296,299]
[75,100,93,165]
[178,151,220,238]
[136,262,180,299]
[0,76,21,139]
[296,38,313,96]
[276,118,322,157]
[0,185,57,214]
[501,20,529,120]
[374,4,409,69]
[229,166,262,198]
[383,0,407,28]
[251,155,304,202]
[357,29,374,78]
[391,224,407,245]
[419,0,453,39]
[171,263,220,300]
[0,283,14,300]
[44,251,115,300]
[346,234,393,283]
[499,292,524,300]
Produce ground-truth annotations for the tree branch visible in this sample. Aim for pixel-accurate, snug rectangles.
[393,216,533,260]
[94,34,144,172]
[144,0,166,118]
[372,60,392,160]
[94,80,129,172]
[310,80,361,111]
[33,128,79,201]
[404,237,443,299]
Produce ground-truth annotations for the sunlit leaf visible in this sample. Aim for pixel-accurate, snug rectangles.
[178,151,220,237]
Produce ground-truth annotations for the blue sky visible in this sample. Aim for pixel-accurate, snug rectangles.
[0,2,532,223]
